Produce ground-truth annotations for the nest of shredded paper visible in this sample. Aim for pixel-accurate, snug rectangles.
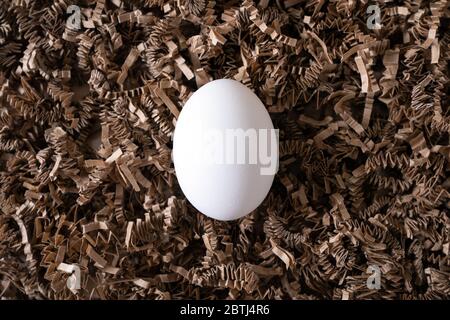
[0,0,449,300]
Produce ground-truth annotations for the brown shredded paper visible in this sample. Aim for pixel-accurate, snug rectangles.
[0,0,449,300]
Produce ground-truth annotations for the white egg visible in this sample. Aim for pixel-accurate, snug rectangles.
[173,79,278,221]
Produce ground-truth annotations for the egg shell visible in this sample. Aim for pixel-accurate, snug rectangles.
[173,79,278,221]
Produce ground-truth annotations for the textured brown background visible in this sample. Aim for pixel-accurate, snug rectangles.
[0,0,449,299]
